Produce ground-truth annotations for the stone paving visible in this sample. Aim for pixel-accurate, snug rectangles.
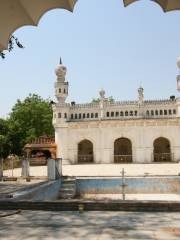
[3,163,180,177]
[0,179,45,196]
[0,211,180,240]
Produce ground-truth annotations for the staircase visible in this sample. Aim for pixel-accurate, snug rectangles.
[59,176,76,199]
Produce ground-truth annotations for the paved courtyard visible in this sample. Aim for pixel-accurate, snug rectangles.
[3,163,180,177]
[0,211,180,240]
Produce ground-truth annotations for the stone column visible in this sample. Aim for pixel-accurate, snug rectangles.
[47,158,56,180]
[0,158,3,178]
[21,158,30,177]
[55,158,62,178]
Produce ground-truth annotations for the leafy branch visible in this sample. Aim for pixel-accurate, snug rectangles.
[0,35,24,59]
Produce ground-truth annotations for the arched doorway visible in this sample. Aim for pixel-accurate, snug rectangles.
[153,137,172,162]
[114,138,132,163]
[78,140,94,163]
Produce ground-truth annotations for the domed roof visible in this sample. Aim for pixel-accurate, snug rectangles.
[55,58,67,78]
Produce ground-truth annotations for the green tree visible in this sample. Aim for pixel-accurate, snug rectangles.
[91,96,115,103]
[8,94,54,155]
[0,35,24,59]
[0,118,11,158]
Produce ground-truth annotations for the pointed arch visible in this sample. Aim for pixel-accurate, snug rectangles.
[114,137,132,163]
[153,137,172,162]
[78,139,94,163]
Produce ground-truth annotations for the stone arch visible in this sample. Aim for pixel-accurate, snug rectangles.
[78,139,94,163]
[114,137,132,163]
[153,137,171,162]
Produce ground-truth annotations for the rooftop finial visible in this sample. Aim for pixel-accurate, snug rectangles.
[60,57,62,65]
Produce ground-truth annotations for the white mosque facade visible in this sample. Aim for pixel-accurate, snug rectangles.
[52,60,180,164]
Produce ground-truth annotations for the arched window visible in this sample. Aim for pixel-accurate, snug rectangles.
[83,113,86,119]
[111,112,114,117]
[146,110,150,116]
[155,110,158,115]
[95,113,98,118]
[151,110,154,116]
[75,114,77,119]
[153,137,171,162]
[64,89,66,93]
[58,113,61,118]
[134,111,138,116]
[78,140,94,163]
[130,111,133,116]
[71,114,73,119]
[173,109,176,114]
[107,112,109,117]
[116,112,119,117]
[91,113,94,118]
[114,138,132,163]
[120,111,124,116]
[64,113,67,119]
[87,113,90,118]
[160,110,163,115]
[79,113,81,119]
[164,110,167,115]
[169,109,172,115]
[125,111,128,116]
[59,89,61,93]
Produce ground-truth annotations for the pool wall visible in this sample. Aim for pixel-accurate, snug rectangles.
[76,177,180,196]
[13,180,61,201]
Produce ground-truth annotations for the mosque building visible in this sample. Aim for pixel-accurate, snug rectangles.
[52,59,180,164]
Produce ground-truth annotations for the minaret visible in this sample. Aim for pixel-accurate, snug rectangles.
[138,85,144,117]
[138,85,144,104]
[177,57,180,92]
[99,89,106,119]
[54,58,69,103]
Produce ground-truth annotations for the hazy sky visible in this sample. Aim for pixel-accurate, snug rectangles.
[1,0,180,118]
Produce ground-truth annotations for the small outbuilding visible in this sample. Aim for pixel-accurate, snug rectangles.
[24,136,56,166]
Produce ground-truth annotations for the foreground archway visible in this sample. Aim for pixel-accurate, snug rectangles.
[114,138,132,163]
[78,140,94,163]
[153,137,172,162]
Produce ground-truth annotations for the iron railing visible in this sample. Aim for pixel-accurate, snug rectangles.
[78,154,94,163]
[153,153,173,162]
[114,155,132,163]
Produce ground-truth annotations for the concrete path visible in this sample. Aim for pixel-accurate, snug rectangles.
[0,211,180,240]
[3,163,180,177]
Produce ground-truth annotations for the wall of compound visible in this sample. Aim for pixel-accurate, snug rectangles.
[55,121,180,164]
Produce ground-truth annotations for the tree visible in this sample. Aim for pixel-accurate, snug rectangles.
[91,96,115,103]
[0,35,24,59]
[0,118,11,158]
[8,94,54,155]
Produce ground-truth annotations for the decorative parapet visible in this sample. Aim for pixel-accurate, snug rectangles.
[144,99,176,105]
[70,103,99,109]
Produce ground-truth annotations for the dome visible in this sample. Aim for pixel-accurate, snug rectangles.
[55,64,67,78]
[99,89,105,98]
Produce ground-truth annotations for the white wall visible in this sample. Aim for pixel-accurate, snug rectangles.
[55,119,180,164]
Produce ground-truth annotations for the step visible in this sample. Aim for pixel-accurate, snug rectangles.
[59,189,75,193]
[62,180,76,184]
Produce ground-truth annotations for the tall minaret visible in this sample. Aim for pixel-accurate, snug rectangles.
[54,58,69,103]
[99,89,106,119]
[177,57,180,92]
[138,85,144,117]
[138,85,144,104]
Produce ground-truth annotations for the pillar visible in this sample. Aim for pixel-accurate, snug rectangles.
[55,158,62,178]
[47,158,56,180]
[21,158,30,177]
